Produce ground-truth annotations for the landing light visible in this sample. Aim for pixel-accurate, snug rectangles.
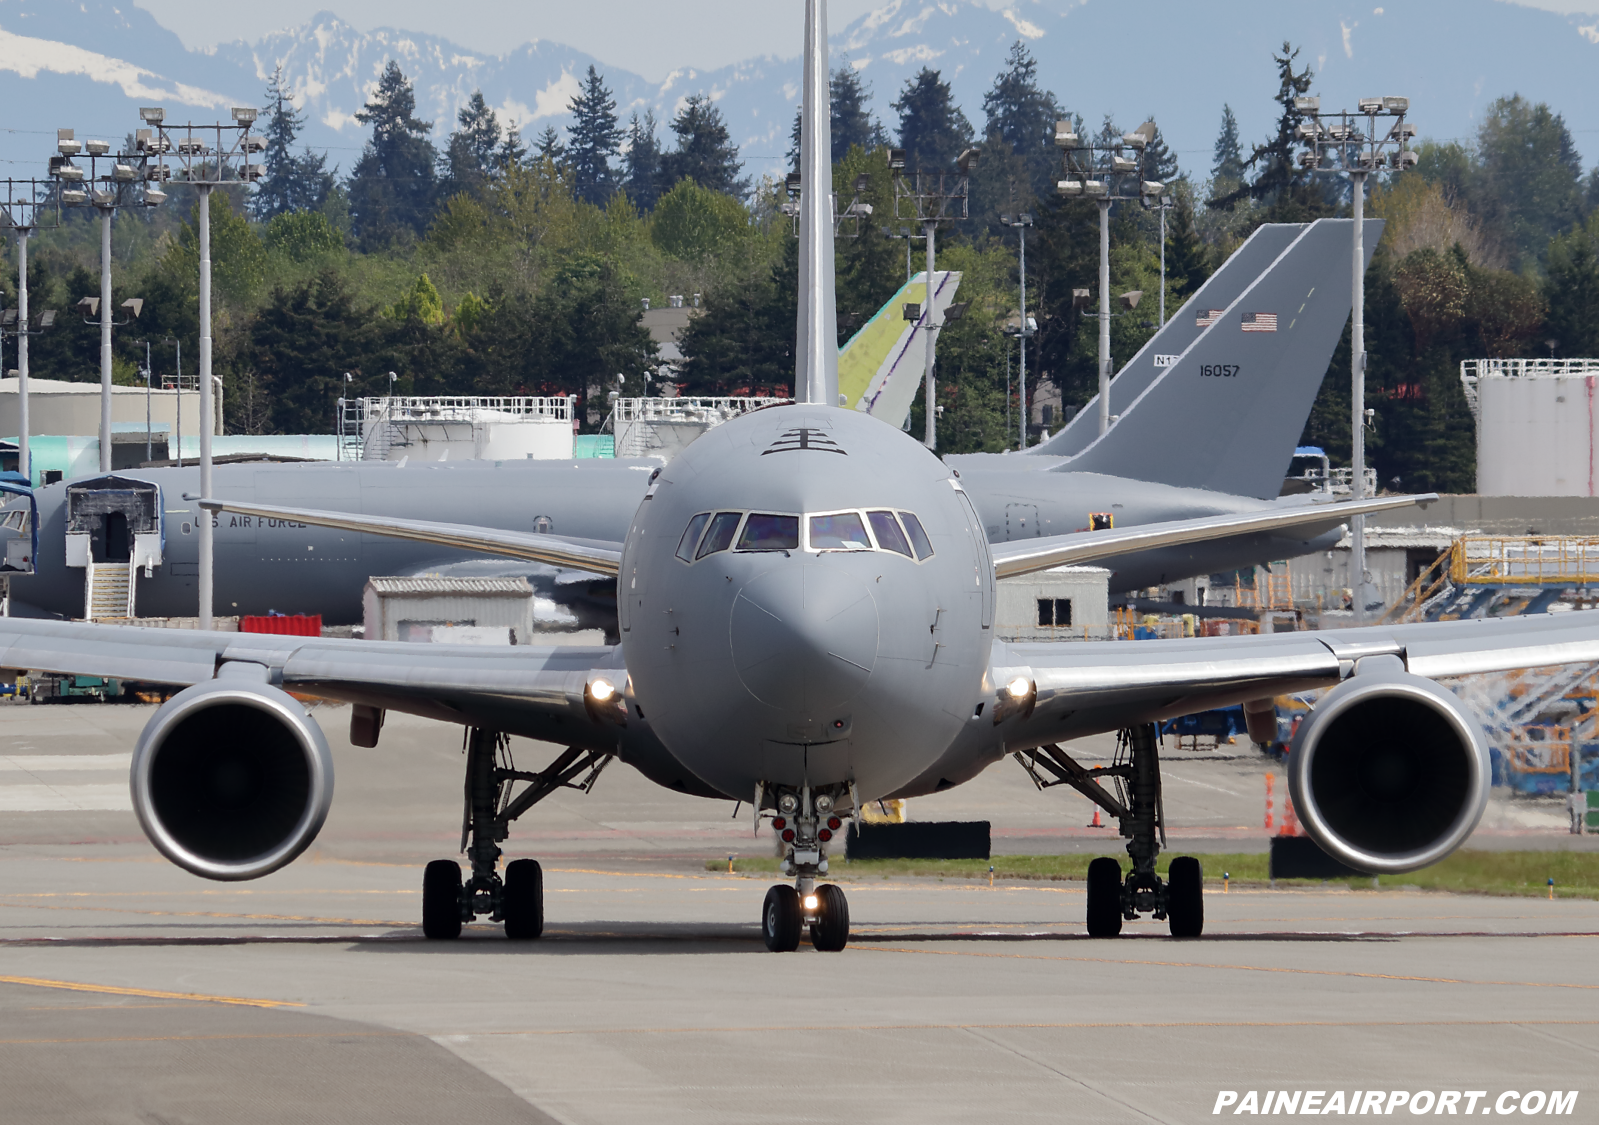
[1007,676,1032,699]
[803,894,819,910]
[588,678,616,702]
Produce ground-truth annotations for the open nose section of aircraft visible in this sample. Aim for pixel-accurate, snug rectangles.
[730,564,879,715]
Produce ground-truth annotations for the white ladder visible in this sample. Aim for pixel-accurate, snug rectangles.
[84,561,135,620]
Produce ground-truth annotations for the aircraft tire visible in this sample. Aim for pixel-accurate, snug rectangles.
[810,883,850,951]
[422,859,464,940]
[1085,857,1124,937]
[503,858,544,940]
[762,884,802,952]
[1166,856,1204,938]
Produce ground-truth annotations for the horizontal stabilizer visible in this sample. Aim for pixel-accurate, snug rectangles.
[197,499,623,576]
[989,493,1430,579]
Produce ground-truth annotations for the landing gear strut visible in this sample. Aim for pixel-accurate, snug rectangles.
[421,728,612,940]
[1016,722,1204,937]
[757,783,852,952]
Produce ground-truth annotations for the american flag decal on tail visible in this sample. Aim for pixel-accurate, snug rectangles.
[1241,313,1278,333]
[1195,309,1225,327]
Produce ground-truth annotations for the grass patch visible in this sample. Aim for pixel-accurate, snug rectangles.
[702,850,1599,899]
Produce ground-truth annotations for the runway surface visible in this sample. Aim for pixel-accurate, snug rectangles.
[2,702,1594,1122]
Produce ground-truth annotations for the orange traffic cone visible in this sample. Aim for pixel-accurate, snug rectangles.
[1088,806,1103,828]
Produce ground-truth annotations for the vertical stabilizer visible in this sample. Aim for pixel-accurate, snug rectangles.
[841,270,962,421]
[1030,223,1304,458]
[1061,218,1384,499]
[794,0,839,406]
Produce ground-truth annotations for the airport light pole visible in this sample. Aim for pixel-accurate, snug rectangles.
[1141,191,1174,327]
[999,213,1034,450]
[1295,94,1415,621]
[889,145,979,450]
[1,178,63,484]
[137,106,265,630]
[1054,120,1167,435]
[47,132,167,473]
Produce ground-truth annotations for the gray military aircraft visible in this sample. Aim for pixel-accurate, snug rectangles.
[2,0,1574,954]
[8,211,1385,628]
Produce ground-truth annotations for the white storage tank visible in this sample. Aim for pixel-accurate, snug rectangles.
[1464,359,1599,496]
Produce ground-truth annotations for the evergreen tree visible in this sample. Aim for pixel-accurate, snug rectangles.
[443,91,503,198]
[1164,192,1209,299]
[1473,95,1586,270]
[1212,104,1244,183]
[347,61,438,247]
[1140,121,1179,184]
[980,42,1062,199]
[623,111,663,212]
[566,65,623,205]
[786,63,889,170]
[534,126,567,168]
[659,95,745,197]
[498,121,528,171]
[253,67,335,220]
[1545,211,1599,357]
[1210,43,1317,213]
[893,69,973,172]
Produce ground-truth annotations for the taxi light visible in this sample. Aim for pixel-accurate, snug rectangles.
[588,678,615,702]
[782,829,795,843]
[771,817,786,830]
[826,816,842,830]
[803,894,819,910]
[818,829,832,842]
[1007,676,1032,699]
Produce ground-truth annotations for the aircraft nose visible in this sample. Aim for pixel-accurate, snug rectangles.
[730,564,878,714]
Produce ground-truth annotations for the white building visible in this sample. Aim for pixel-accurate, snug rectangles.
[995,566,1111,641]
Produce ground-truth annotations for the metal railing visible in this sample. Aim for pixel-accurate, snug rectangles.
[1459,358,1599,423]
[338,395,575,461]
[606,396,790,459]
[1449,536,1599,586]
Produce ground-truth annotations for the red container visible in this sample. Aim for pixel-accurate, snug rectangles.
[239,614,322,636]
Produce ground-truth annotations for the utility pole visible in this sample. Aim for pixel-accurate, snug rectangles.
[1,179,63,484]
[1054,119,1167,436]
[48,131,164,472]
[1000,213,1035,450]
[889,145,980,450]
[1296,94,1415,621]
[140,105,265,629]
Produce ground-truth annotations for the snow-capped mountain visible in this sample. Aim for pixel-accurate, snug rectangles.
[0,0,1596,189]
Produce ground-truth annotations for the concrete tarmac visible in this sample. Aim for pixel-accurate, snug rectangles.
[2,702,1596,1123]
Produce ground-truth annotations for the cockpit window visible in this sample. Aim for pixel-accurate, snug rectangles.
[809,512,872,550]
[867,510,913,557]
[737,513,799,551]
[695,511,743,559]
[900,512,934,560]
[675,512,711,562]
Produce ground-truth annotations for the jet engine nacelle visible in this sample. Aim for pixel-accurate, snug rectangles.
[131,675,334,881]
[1287,662,1489,875]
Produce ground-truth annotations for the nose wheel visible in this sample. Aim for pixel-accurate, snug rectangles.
[762,882,850,952]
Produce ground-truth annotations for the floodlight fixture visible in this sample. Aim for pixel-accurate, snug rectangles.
[1119,290,1143,310]
[784,171,802,194]
[1382,96,1409,113]
[1358,97,1384,113]
[853,173,870,193]
[1121,132,1146,150]
[1056,179,1083,196]
[1053,121,1080,148]
[242,134,266,153]
[231,107,259,124]
[77,296,99,316]
[1000,212,1013,224]
[85,139,110,156]
[1293,96,1320,113]
[121,298,143,318]
[55,165,85,182]
[90,189,115,206]
[60,189,87,205]
[1296,122,1321,139]
[887,147,906,170]
[140,107,165,123]
[1,310,15,326]
[902,302,921,322]
[1072,288,1093,309]
[111,163,137,182]
[1298,151,1322,169]
[57,129,80,155]
[1110,155,1137,174]
[956,147,980,172]
[1082,179,1107,196]
[1141,180,1164,197]
[1393,150,1419,169]
[944,301,969,323]
[38,310,56,328]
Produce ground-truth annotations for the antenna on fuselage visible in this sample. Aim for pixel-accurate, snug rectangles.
[794,0,839,407]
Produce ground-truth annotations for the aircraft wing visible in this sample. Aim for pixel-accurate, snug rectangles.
[0,618,624,742]
[995,609,1599,748]
[987,494,1431,579]
[198,499,622,577]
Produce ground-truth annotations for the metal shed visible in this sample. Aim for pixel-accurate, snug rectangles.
[362,576,535,645]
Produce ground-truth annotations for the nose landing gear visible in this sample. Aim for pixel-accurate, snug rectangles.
[1016,723,1205,937]
[421,728,613,940]
[758,783,853,951]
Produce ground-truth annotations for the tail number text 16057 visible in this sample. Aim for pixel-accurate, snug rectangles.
[1200,364,1240,378]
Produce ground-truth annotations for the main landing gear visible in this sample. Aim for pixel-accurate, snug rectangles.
[421,728,613,940]
[758,784,852,952]
[1016,722,1204,938]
